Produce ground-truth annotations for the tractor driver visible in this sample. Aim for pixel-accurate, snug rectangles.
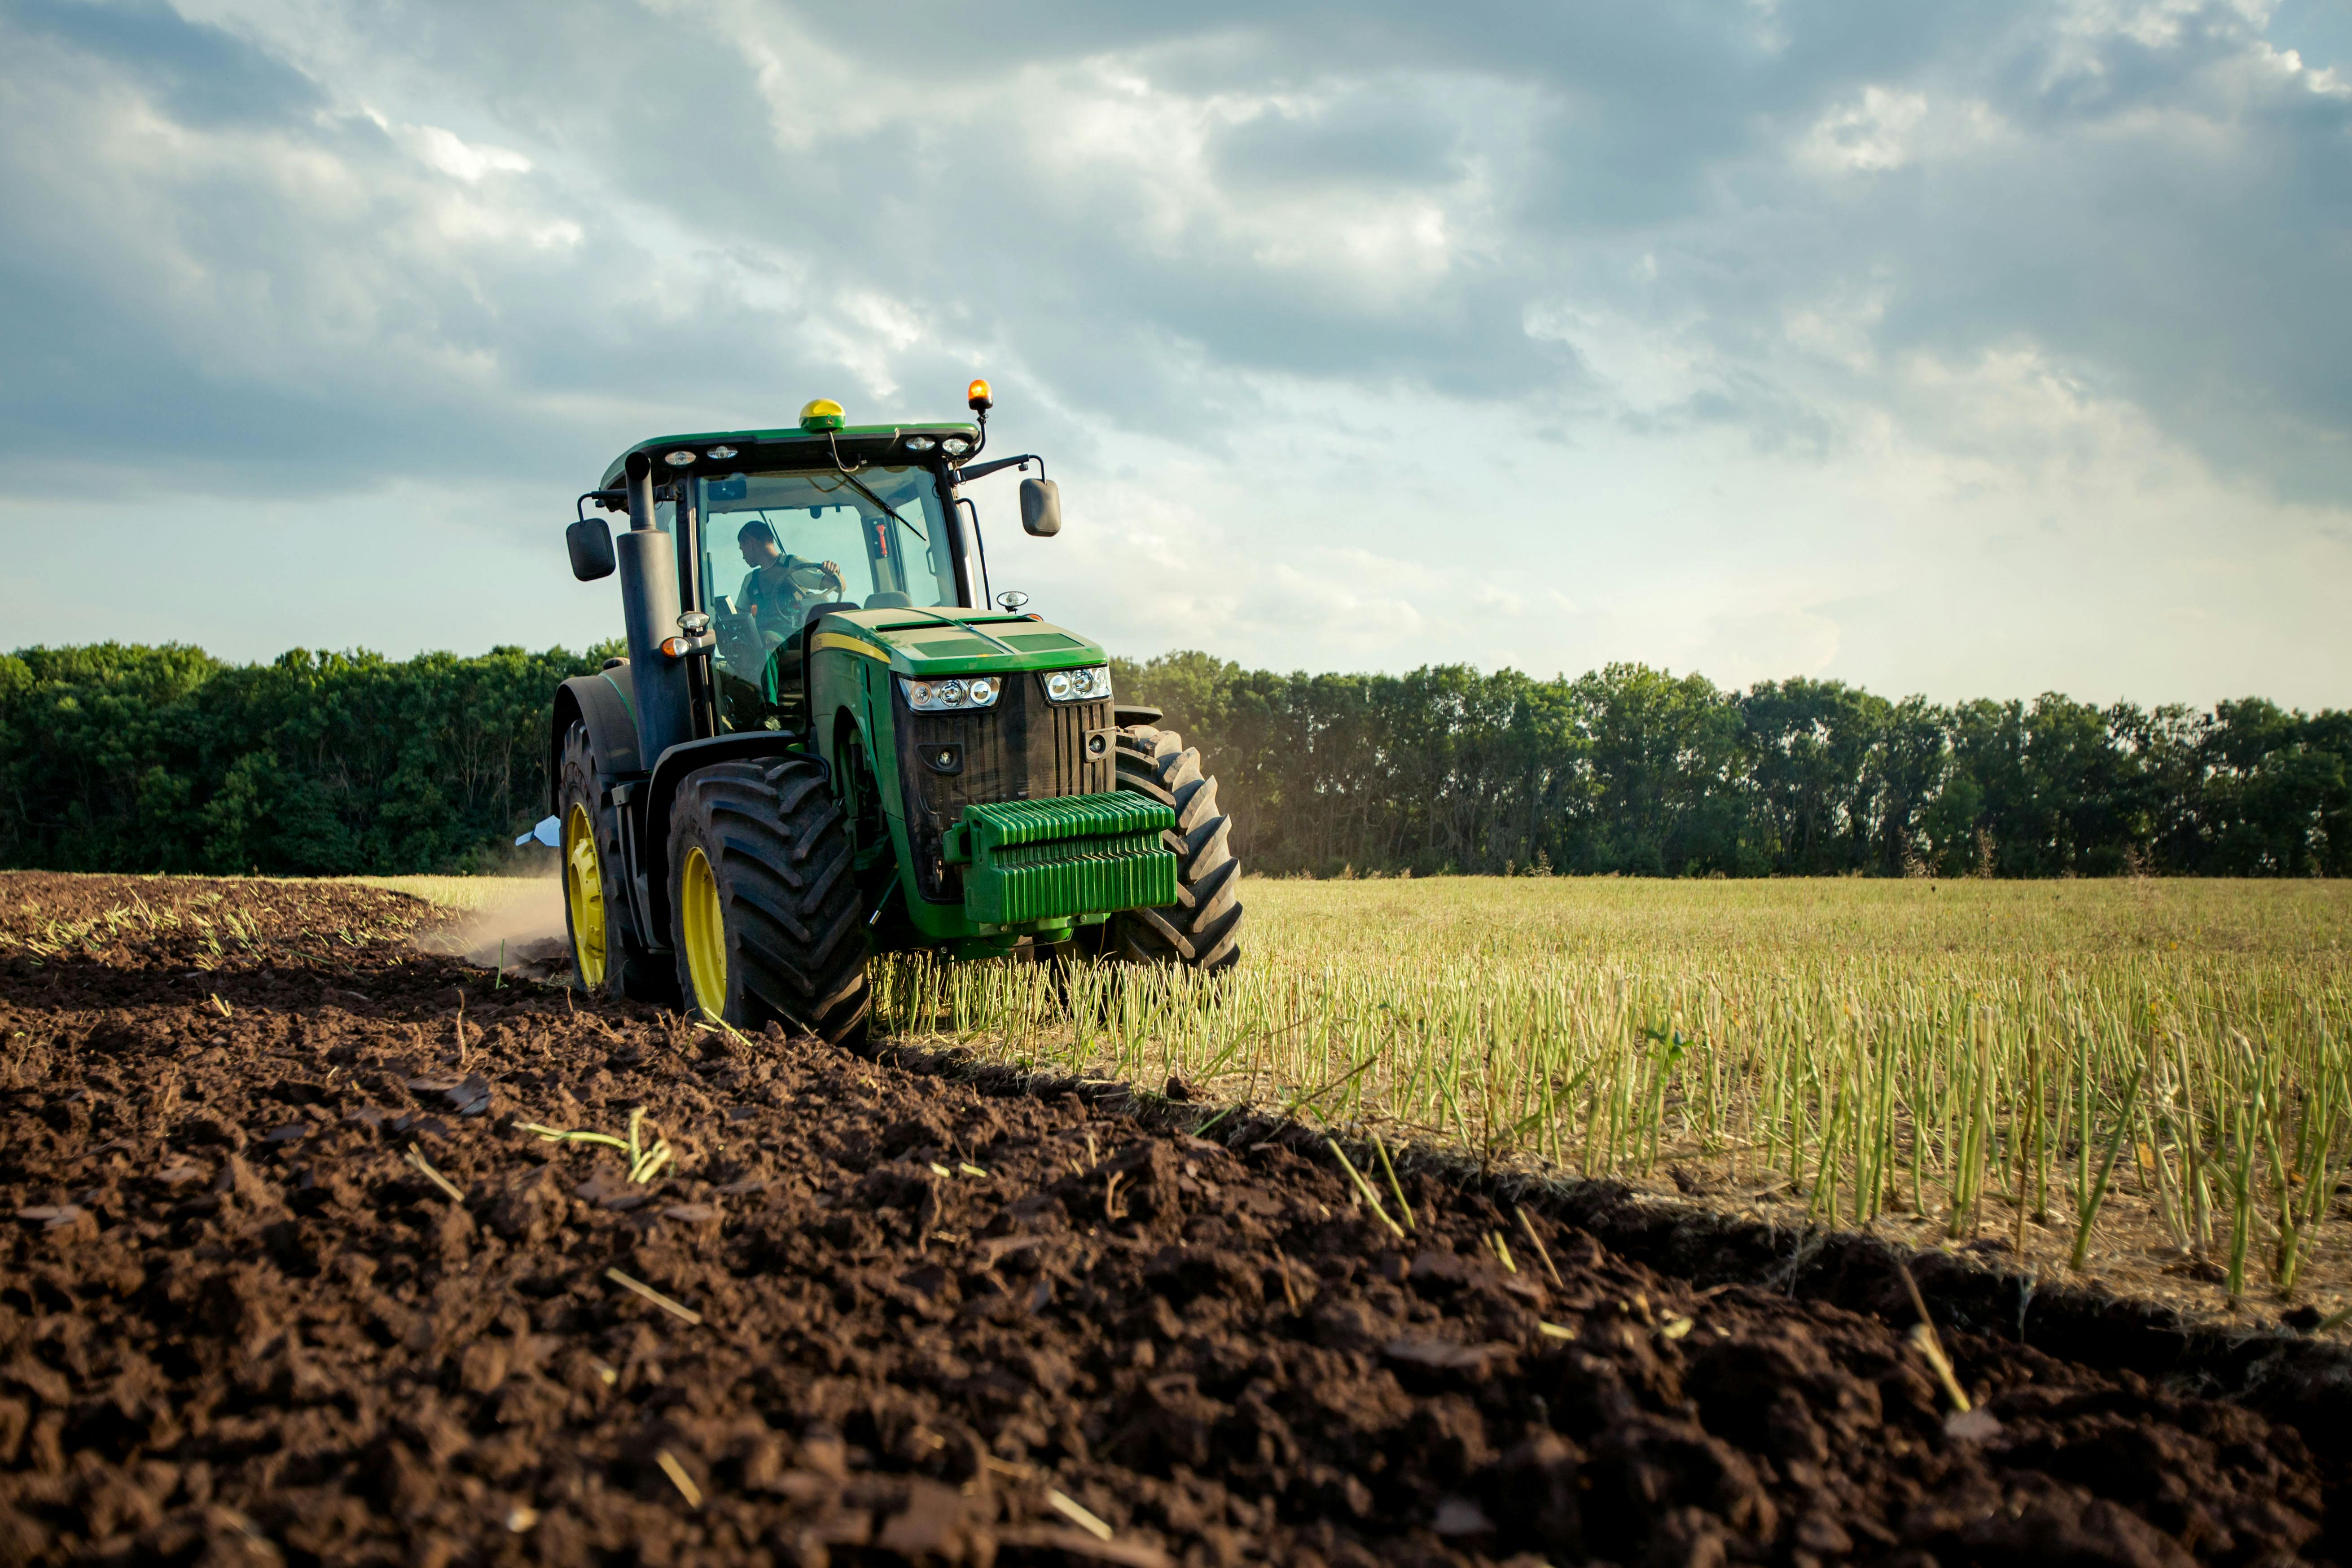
[735,519,845,640]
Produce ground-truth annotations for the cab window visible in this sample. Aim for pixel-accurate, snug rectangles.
[695,465,957,729]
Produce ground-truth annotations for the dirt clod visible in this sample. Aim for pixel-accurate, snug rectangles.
[0,872,2341,1566]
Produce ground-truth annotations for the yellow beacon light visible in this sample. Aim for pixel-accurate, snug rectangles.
[966,378,993,413]
[799,397,846,432]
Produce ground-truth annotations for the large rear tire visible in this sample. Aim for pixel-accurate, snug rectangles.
[557,722,675,1004]
[666,755,870,1048]
[1081,724,1244,971]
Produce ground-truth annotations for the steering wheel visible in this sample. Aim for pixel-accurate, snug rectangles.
[783,562,841,594]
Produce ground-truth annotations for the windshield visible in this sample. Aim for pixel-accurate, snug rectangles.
[698,465,956,629]
[694,465,959,730]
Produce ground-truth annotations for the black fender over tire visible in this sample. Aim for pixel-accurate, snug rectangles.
[557,721,676,1005]
[665,755,870,1048]
[1082,723,1244,971]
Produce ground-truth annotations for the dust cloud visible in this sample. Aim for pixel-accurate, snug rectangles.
[417,874,573,983]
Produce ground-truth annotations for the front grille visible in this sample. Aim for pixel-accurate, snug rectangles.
[894,674,1114,903]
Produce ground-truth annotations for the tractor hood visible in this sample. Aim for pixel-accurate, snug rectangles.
[811,607,1105,677]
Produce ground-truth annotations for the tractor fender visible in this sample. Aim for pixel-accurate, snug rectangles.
[550,667,645,813]
[639,733,829,947]
[822,703,869,785]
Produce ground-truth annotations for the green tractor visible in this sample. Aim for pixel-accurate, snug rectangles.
[528,381,1242,1046]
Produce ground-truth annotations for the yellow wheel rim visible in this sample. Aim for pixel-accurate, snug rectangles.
[562,804,606,989]
[680,845,727,1020]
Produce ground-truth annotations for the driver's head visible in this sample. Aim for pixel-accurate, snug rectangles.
[736,519,782,567]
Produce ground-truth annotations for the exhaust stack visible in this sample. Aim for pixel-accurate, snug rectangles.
[616,450,693,763]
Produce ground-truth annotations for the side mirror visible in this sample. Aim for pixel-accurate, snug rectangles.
[567,518,616,581]
[1019,476,1062,538]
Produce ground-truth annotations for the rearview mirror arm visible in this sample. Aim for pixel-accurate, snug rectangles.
[953,453,1045,485]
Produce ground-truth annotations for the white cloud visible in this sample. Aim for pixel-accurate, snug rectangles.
[1803,86,1930,172]
[1782,287,1887,373]
[1698,609,1843,688]
[394,122,531,182]
[1522,301,1718,415]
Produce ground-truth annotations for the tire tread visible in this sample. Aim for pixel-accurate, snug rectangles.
[667,758,869,1047]
[1088,724,1243,972]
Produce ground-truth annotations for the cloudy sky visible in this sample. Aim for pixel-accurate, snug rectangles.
[2,0,2348,708]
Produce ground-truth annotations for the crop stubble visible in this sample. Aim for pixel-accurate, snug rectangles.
[872,877,2352,1324]
[0,872,2339,1566]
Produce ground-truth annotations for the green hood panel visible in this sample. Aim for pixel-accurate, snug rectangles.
[815,608,1106,676]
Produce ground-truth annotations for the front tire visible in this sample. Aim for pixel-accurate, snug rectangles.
[1082,724,1244,971]
[667,756,870,1048]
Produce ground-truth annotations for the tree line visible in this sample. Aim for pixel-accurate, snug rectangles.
[0,642,608,876]
[1114,652,2351,879]
[2,641,2343,878]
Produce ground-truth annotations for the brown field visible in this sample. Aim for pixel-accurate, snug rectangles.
[1,871,2343,1567]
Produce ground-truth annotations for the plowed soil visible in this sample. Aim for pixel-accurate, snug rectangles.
[0,873,2341,1568]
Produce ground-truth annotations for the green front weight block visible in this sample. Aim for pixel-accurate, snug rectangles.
[948,794,1178,926]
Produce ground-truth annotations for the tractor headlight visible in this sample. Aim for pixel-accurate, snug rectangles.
[902,676,1001,712]
[1042,665,1112,703]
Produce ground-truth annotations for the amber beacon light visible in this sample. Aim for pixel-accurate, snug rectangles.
[966,378,993,412]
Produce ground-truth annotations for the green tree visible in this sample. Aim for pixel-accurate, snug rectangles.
[13,639,2344,881]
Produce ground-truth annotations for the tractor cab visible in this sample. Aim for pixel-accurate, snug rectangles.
[579,398,1003,737]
